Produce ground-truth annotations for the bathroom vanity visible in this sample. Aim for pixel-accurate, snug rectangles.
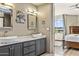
[0,36,46,56]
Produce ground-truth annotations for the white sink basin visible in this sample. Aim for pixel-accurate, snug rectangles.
[32,33,43,38]
[18,36,32,38]
[0,38,19,44]
[0,36,18,39]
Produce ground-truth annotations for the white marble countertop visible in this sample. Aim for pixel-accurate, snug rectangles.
[0,35,46,47]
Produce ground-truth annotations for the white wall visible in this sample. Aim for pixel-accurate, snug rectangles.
[38,4,54,53]
[55,3,79,15]
[77,16,79,26]
[64,15,78,34]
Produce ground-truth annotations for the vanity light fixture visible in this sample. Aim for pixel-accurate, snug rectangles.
[0,3,14,9]
[27,8,33,12]
[0,3,13,15]
[26,8,38,16]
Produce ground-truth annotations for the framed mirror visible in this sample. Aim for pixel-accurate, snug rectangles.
[27,14,37,30]
[0,8,12,28]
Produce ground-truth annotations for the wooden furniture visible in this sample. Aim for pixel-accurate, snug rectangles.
[69,26,79,34]
[66,41,79,49]
[66,26,79,49]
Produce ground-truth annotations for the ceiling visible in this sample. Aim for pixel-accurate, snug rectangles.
[32,3,45,7]
[55,3,79,15]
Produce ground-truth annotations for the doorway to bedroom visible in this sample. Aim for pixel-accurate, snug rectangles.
[54,3,79,56]
[54,15,65,55]
[54,3,66,56]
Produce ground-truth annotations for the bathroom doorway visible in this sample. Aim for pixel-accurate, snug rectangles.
[54,15,65,55]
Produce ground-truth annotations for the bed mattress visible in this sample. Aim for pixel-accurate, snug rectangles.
[65,34,79,42]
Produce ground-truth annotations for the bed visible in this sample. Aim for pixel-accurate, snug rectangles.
[65,26,79,49]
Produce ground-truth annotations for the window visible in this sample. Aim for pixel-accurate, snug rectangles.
[54,20,64,33]
[55,20,64,28]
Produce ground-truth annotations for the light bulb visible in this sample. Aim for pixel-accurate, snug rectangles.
[33,13,37,16]
[34,11,38,14]
[28,8,33,12]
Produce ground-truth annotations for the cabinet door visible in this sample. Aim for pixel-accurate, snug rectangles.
[40,38,46,54]
[36,38,46,56]
[0,46,10,56]
[27,52,36,56]
[12,43,22,56]
[36,39,41,55]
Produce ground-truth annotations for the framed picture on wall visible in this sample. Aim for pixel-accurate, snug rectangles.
[16,10,25,24]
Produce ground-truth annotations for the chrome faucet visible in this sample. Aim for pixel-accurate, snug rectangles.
[3,31,8,37]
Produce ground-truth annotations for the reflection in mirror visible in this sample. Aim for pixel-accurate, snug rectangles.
[27,14,37,30]
[0,6,12,28]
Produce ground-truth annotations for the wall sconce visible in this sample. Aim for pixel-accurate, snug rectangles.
[26,8,38,16]
[0,3,14,9]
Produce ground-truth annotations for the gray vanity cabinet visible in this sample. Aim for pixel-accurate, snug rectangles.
[36,39,41,55]
[0,46,10,56]
[40,38,46,54]
[0,38,46,56]
[23,40,36,56]
[36,38,46,55]
[11,43,22,56]
[0,43,22,56]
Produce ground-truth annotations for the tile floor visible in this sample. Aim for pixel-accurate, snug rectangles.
[41,47,79,56]
[64,48,79,56]
[41,46,64,56]
[54,46,64,56]
[41,53,53,56]
[54,40,64,56]
[42,40,79,56]
[42,41,64,56]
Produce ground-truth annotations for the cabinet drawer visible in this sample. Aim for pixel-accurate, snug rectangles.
[24,45,35,54]
[29,45,35,51]
[0,46,10,56]
[0,53,9,56]
[24,41,35,47]
[0,47,9,53]
[28,52,36,56]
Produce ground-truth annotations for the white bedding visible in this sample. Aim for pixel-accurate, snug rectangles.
[65,34,79,42]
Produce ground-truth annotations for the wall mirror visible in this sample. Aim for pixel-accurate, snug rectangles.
[0,7,12,28]
[27,14,37,30]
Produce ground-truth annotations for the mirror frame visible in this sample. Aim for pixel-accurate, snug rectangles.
[0,8,13,28]
[27,14,37,30]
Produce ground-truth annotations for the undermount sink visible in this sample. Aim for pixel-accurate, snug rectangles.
[0,36,18,44]
[0,40,19,44]
[0,42,11,44]
[0,34,44,40]
[32,33,43,38]
[18,36,32,38]
[0,36,18,39]
[0,35,46,45]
